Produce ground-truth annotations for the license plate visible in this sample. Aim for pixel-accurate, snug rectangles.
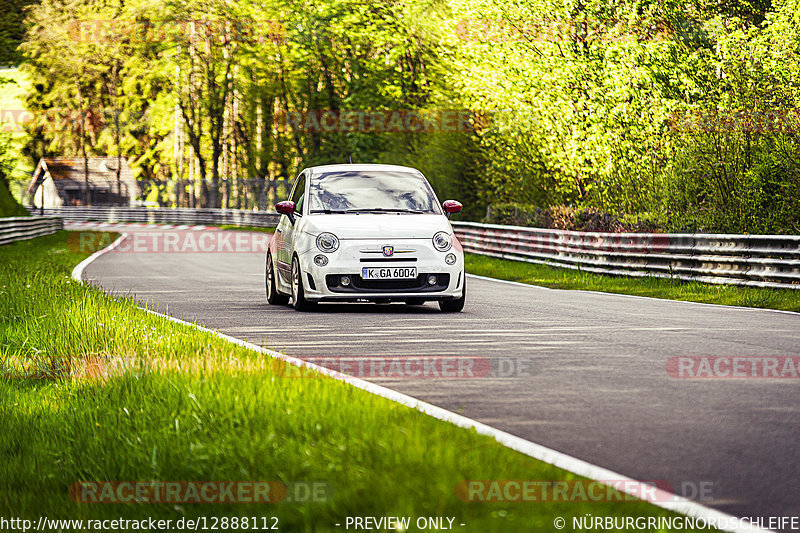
[361,267,417,280]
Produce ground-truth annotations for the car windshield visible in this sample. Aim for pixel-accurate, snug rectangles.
[308,171,441,214]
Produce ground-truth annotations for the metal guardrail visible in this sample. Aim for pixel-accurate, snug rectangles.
[27,206,280,228]
[452,221,800,290]
[0,216,63,246]
[21,207,800,289]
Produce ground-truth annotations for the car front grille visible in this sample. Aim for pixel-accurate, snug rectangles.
[326,273,450,293]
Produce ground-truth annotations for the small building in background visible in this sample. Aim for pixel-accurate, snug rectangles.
[26,157,139,207]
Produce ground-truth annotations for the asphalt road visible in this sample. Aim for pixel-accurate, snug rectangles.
[79,224,800,524]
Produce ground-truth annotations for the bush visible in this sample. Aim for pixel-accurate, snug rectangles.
[484,203,663,233]
[0,180,27,218]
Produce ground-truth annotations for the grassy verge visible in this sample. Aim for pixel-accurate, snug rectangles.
[0,232,711,532]
[466,253,800,313]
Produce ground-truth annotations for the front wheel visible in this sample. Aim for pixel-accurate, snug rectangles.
[266,254,289,305]
[291,256,317,312]
[439,274,466,312]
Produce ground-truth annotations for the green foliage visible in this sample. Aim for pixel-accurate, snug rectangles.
[484,203,662,232]
[0,128,28,217]
[11,0,800,231]
[0,178,28,217]
[445,0,800,232]
[0,0,38,66]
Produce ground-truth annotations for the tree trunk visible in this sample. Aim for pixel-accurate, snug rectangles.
[76,82,90,206]
[111,63,122,205]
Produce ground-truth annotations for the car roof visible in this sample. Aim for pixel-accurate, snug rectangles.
[305,164,423,177]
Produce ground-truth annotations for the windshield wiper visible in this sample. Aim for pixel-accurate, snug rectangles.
[343,208,425,214]
[309,209,352,214]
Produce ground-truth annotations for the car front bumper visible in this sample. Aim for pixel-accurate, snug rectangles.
[297,238,464,302]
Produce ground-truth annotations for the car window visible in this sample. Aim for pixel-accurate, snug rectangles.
[290,175,306,214]
[308,171,441,214]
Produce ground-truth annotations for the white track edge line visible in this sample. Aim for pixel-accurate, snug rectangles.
[70,232,129,282]
[70,232,773,533]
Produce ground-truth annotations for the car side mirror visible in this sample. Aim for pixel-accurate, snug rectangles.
[276,201,296,224]
[443,200,463,218]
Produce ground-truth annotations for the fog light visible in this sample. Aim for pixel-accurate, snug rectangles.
[314,254,328,266]
[427,275,437,286]
[340,276,351,286]
[445,253,456,265]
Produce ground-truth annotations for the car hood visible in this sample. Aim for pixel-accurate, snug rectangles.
[302,214,453,239]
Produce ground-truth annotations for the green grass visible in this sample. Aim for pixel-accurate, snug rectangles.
[466,253,800,313]
[0,232,712,532]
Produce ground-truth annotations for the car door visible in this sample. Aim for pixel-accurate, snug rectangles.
[275,173,306,286]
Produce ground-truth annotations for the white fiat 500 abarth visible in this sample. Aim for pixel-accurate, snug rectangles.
[265,164,466,312]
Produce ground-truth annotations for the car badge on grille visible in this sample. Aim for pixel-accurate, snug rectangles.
[382,245,394,256]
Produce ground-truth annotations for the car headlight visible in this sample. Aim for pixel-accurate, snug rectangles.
[432,231,452,252]
[316,232,339,253]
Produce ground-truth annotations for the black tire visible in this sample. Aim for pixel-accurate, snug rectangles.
[291,256,317,311]
[439,274,466,312]
[266,254,289,305]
